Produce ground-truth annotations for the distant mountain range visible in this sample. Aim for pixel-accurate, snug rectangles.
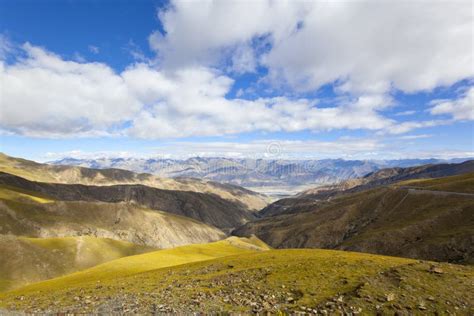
[51,156,472,191]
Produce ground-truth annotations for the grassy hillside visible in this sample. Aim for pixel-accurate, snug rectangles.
[0,237,269,310]
[0,235,154,292]
[0,184,54,204]
[1,246,472,314]
[0,184,226,248]
[396,171,474,193]
[0,153,270,211]
[235,173,474,263]
[299,160,474,200]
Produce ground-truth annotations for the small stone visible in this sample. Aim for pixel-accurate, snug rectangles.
[430,265,444,274]
[287,297,294,303]
[418,302,427,310]
[386,293,396,302]
[427,296,435,301]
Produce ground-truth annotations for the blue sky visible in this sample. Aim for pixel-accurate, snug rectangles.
[0,0,472,161]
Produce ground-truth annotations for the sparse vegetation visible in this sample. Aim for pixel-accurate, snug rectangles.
[1,246,472,314]
[396,171,474,193]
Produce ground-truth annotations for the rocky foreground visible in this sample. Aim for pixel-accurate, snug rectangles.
[2,249,472,314]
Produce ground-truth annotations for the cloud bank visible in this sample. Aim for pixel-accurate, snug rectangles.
[0,0,472,139]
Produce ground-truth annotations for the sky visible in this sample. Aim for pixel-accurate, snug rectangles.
[0,0,473,162]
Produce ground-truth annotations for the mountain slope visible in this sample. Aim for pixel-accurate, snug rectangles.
[234,172,474,263]
[0,172,255,230]
[0,237,269,302]
[0,153,270,211]
[1,247,472,314]
[0,181,225,248]
[0,236,154,292]
[299,160,474,199]
[261,160,474,218]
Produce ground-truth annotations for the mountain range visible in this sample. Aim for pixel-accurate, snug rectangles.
[51,156,472,195]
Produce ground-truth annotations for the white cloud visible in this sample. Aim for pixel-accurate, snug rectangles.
[395,110,416,116]
[149,0,306,69]
[229,43,257,74]
[153,0,473,95]
[40,139,474,161]
[430,87,474,120]
[0,42,465,139]
[40,138,383,160]
[398,134,433,140]
[0,35,13,59]
[123,65,393,138]
[0,43,141,137]
[385,119,449,135]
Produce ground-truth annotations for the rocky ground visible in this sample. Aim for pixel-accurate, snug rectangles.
[2,250,472,314]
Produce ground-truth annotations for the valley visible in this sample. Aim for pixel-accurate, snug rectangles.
[2,1,473,314]
[0,153,473,314]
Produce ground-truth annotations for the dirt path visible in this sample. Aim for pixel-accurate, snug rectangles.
[398,186,474,197]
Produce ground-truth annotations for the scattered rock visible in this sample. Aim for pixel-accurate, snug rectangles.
[429,265,444,274]
[386,293,396,302]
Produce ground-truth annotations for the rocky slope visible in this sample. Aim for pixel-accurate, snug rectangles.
[0,153,270,211]
[234,172,474,263]
[1,246,472,314]
[0,180,226,248]
[0,172,255,230]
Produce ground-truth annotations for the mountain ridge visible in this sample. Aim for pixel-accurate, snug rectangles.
[0,153,270,211]
[50,156,472,190]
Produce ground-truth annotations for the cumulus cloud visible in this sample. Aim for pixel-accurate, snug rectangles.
[0,43,141,137]
[153,0,473,94]
[430,87,474,120]
[1,0,472,142]
[1,43,406,138]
